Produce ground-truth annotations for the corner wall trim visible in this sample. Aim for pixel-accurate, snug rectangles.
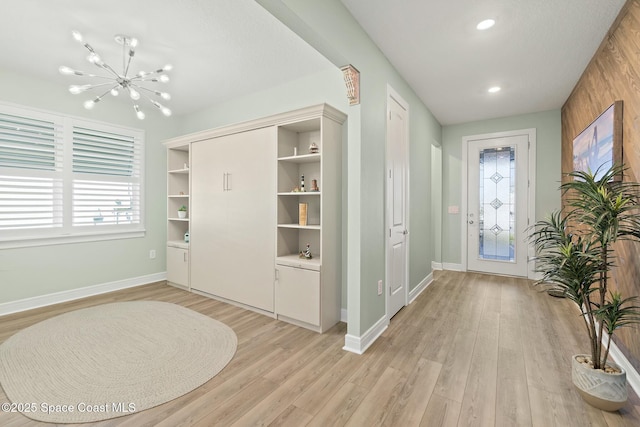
[341,308,348,323]
[442,263,463,272]
[431,262,443,271]
[343,314,388,355]
[409,273,433,304]
[0,272,167,317]
[604,331,640,398]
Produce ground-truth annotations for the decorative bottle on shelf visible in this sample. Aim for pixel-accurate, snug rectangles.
[300,174,305,192]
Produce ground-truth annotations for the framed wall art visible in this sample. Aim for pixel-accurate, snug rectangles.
[572,100,623,180]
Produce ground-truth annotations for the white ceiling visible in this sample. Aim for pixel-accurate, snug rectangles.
[0,0,333,118]
[341,0,627,125]
[0,0,628,125]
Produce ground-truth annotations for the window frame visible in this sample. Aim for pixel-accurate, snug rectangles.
[0,101,145,249]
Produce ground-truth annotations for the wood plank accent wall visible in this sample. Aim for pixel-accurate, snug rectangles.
[562,0,640,373]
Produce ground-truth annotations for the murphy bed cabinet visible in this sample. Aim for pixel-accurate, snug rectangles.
[191,127,276,312]
[163,104,346,333]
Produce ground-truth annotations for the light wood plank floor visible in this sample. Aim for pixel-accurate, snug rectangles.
[1,270,639,426]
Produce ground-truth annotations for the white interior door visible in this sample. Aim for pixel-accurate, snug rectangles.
[466,134,529,277]
[386,88,409,319]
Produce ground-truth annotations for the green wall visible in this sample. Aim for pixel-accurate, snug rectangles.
[440,109,562,265]
[0,68,175,304]
[264,0,442,335]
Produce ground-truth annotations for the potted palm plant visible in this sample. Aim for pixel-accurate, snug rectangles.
[529,164,640,411]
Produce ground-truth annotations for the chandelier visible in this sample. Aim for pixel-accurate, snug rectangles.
[59,31,172,120]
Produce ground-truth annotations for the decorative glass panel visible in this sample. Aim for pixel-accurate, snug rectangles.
[478,146,515,261]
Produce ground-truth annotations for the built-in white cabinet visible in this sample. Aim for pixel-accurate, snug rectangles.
[274,111,344,332]
[166,143,190,289]
[166,245,189,287]
[163,104,345,333]
[275,264,320,326]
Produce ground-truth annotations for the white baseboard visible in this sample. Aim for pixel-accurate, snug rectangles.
[442,262,463,272]
[431,261,443,271]
[343,314,388,355]
[0,272,167,317]
[341,308,348,323]
[603,331,640,398]
[409,272,433,304]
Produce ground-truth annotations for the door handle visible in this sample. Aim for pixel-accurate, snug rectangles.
[222,173,232,191]
[468,220,474,224]
[396,229,409,235]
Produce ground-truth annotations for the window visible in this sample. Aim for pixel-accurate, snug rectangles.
[0,102,145,248]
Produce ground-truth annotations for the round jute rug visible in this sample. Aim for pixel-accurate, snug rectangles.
[0,301,237,423]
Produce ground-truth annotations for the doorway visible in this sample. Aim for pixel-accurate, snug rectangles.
[462,129,536,278]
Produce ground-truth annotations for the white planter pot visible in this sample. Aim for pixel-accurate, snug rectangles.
[177,211,187,219]
[572,354,627,411]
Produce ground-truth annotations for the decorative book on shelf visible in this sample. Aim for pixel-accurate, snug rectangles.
[299,203,308,226]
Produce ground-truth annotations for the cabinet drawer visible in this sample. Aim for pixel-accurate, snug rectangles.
[276,265,320,326]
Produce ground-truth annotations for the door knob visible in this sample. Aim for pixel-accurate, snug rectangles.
[468,220,474,224]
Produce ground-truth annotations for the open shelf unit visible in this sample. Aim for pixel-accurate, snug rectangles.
[165,142,190,289]
[276,118,322,262]
[274,108,345,332]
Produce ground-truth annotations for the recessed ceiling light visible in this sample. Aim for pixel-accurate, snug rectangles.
[488,86,501,93]
[477,19,495,30]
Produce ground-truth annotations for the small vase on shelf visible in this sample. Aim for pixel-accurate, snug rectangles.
[177,205,187,219]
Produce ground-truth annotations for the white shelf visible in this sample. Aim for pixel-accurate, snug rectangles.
[278,153,321,163]
[276,254,321,271]
[169,217,190,222]
[277,192,321,196]
[169,194,190,198]
[168,168,189,174]
[168,240,189,249]
[278,223,320,230]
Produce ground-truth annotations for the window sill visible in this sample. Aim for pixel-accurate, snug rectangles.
[0,229,146,250]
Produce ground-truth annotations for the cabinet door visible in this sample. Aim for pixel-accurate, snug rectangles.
[167,246,188,287]
[276,265,320,326]
[191,127,276,312]
[191,136,230,296]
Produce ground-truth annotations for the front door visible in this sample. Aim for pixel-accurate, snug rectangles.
[465,133,530,277]
[387,88,409,318]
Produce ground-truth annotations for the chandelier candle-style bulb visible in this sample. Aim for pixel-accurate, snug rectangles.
[83,99,97,110]
[69,84,92,94]
[60,31,172,120]
[134,105,145,120]
[128,87,140,100]
[59,66,84,76]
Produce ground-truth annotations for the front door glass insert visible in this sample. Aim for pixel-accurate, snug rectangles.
[478,146,515,261]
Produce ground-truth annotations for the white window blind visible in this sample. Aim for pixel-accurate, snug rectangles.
[0,102,145,248]
[0,111,64,230]
[72,125,141,227]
